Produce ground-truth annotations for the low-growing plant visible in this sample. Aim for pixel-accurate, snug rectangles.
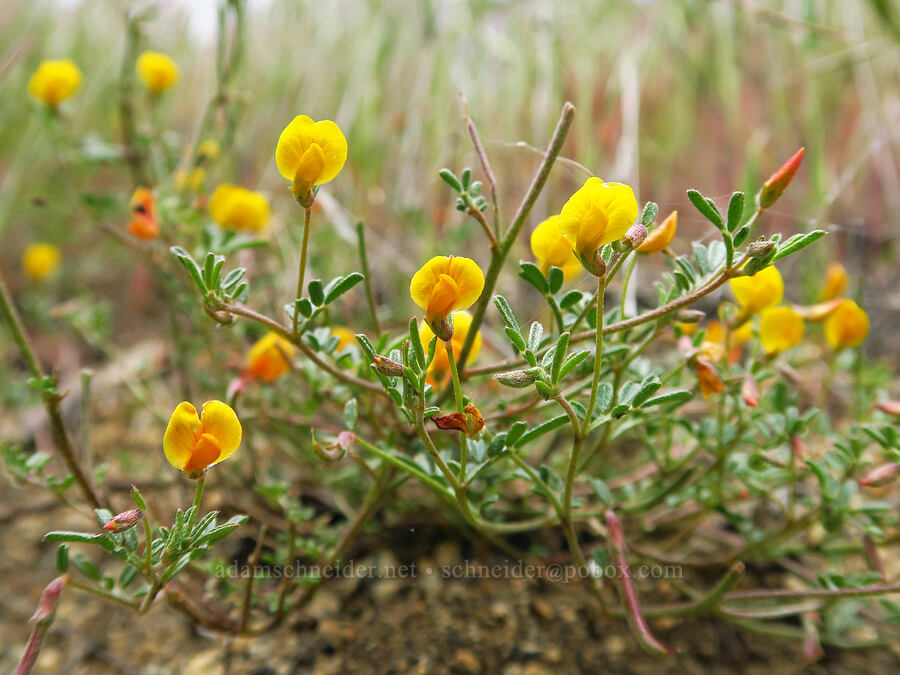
[3,2,900,668]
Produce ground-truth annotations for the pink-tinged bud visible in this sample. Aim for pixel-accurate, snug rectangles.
[372,355,404,377]
[802,611,823,663]
[311,429,354,462]
[759,147,804,210]
[876,400,900,417]
[742,376,759,407]
[863,534,887,582]
[859,463,900,488]
[30,575,68,625]
[103,509,144,532]
[622,223,648,249]
[227,376,245,401]
[790,436,809,467]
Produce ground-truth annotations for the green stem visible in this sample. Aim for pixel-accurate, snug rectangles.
[69,580,139,610]
[292,206,312,334]
[619,252,638,319]
[356,221,382,334]
[582,270,606,436]
[188,474,205,533]
[444,338,468,480]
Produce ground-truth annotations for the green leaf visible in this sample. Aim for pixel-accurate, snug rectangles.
[559,350,590,379]
[547,266,564,294]
[726,191,745,232]
[641,201,659,227]
[70,552,100,581]
[515,415,569,447]
[506,421,527,447]
[119,564,139,589]
[344,399,358,431]
[408,317,425,370]
[631,376,662,408]
[640,390,692,408]
[504,327,526,352]
[770,230,827,263]
[596,382,614,414]
[355,333,378,360]
[45,531,105,545]
[559,290,583,310]
[733,224,751,247]
[551,332,570,383]
[493,295,520,333]
[590,479,614,507]
[438,168,462,192]
[527,321,544,353]
[687,189,725,230]
[518,261,549,293]
[324,272,365,304]
[56,544,69,573]
[308,279,325,306]
[170,246,207,293]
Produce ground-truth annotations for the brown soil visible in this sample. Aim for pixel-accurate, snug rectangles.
[2,503,900,675]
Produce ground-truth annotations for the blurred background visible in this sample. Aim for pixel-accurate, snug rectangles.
[2,0,898,353]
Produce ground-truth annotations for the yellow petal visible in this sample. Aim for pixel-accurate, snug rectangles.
[420,310,481,384]
[200,400,242,464]
[208,184,269,232]
[637,210,677,254]
[28,59,82,106]
[183,433,222,476]
[820,262,848,301]
[409,256,485,317]
[163,402,201,471]
[136,51,179,93]
[291,143,326,199]
[558,177,638,256]
[824,300,869,349]
[530,216,578,274]
[729,265,784,316]
[275,116,347,186]
[246,332,295,382]
[759,306,804,354]
[22,243,61,282]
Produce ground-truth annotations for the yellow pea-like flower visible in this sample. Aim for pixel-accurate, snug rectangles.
[331,327,357,353]
[558,177,639,259]
[136,51,179,94]
[705,319,753,347]
[245,332,296,382]
[530,216,581,280]
[824,299,869,350]
[820,261,848,301]
[759,306,805,355]
[28,59,82,107]
[197,139,221,162]
[729,265,784,316]
[22,243,61,281]
[410,255,485,326]
[209,184,270,232]
[275,115,348,202]
[419,311,482,385]
[637,210,677,254]
[163,400,242,478]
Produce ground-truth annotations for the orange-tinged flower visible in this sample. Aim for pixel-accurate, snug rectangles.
[419,311,482,385]
[759,147,804,210]
[637,210,677,254]
[410,256,484,326]
[245,332,296,382]
[729,265,783,316]
[163,400,242,478]
[759,306,804,355]
[136,51,179,93]
[558,177,639,258]
[820,262,848,301]
[209,184,270,232]
[28,59,82,107]
[694,359,724,398]
[127,187,159,240]
[275,115,347,202]
[529,216,580,280]
[824,299,869,349]
[22,243,61,281]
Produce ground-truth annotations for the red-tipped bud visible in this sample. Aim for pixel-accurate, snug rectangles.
[759,147,804,210]
[859,463,900,488]
[30,575,68,625]
[876,400,900,417]
[742,376,759,407]
[103,509,144,532]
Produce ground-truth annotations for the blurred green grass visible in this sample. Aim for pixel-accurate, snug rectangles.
[0,0,898,353]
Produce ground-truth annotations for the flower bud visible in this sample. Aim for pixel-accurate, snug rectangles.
[621,223,648,250]
[742,376,759,407]
[30,575,68,625]
[372,355,404,377]
[747,240,776,259]
[876,400,900,417]
[103,509,144,532]
[674,309,705,324]
[759,147,804,210]
[493,370,538,388]
[859,463,900,488]
[431,403,485,438]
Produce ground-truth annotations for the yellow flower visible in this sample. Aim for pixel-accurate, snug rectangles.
[275,115,348,201]
[331,327,357,353]
[197,139,221,161]
[209,184,270,232]
[530,216,580,280]
[637,210,677,254]
[136,51,179,93]
[245,332,296,382]
[729,265,783,316]
[419,311,482,385]
[820,261,848,301]
[824,299,869,350]
[175,167,207,192]
[22,243,61,281]
[163,400,242,478]
[705,320,752,347]
[28,59,82,107]
[558,177,639,258]
[410,255,485,326]
[759,306,805,354]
